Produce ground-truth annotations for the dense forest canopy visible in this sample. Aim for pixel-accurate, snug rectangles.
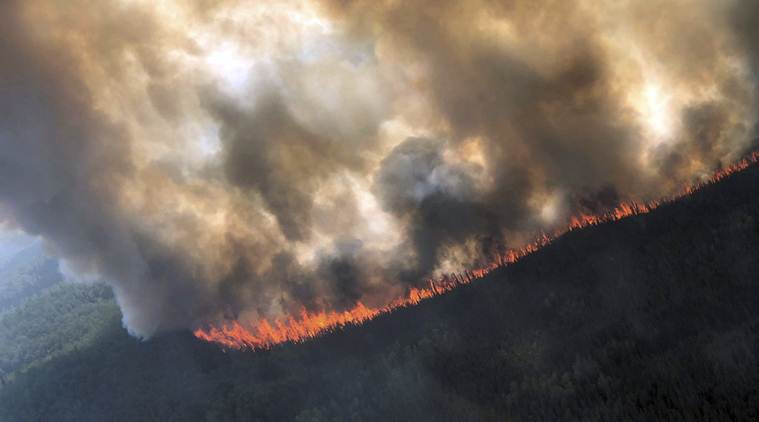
[2,1,759,419]
[0,156,758,421]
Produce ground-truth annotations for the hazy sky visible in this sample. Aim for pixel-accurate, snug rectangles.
[0,230,35,266]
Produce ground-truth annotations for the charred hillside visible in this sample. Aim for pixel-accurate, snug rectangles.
[3,162,759,421]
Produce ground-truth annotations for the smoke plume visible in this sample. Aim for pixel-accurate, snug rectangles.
[0,0,757,337]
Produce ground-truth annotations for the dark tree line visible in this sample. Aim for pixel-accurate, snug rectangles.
[3,164,759,420]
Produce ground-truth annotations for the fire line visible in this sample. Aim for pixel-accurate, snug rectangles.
[194,152,759,350]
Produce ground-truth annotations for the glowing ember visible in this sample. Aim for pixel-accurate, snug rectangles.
[194,152,759,350]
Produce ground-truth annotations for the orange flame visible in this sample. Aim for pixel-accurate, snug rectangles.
[194,152,759,350]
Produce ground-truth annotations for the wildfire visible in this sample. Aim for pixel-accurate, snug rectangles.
[194,152,759,350]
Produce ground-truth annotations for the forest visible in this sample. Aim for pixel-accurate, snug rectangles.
[1,163,759,421]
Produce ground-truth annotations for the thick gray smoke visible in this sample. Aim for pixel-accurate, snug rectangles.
[0,0,757,337]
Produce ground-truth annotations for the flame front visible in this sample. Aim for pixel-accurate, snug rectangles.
[194,152,759,350]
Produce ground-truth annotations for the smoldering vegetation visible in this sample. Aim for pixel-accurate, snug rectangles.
[1,0,759,336]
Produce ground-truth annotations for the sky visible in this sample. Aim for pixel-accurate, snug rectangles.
[0,229,36,266]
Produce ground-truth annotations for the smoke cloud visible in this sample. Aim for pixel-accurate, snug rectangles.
[0,0,757,337]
